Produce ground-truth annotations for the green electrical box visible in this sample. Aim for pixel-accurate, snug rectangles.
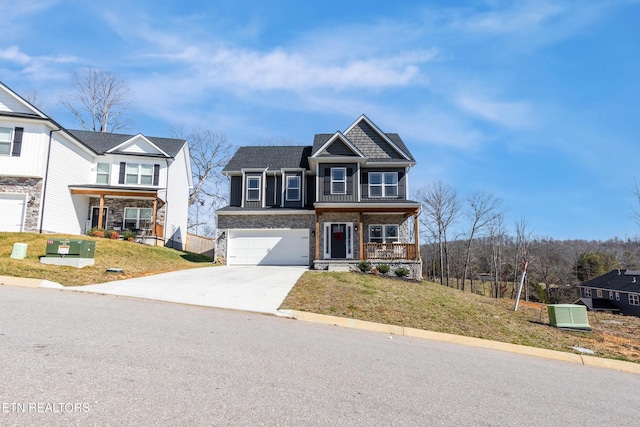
[45,239,96,259]
[548,304,591,330]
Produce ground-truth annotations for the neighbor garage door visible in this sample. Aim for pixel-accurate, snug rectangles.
[227,229,309,266]
[0,194,27,232]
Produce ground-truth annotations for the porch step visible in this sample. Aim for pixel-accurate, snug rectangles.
[328,264,351,272]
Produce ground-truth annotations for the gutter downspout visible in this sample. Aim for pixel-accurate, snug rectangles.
[39,128,59,233]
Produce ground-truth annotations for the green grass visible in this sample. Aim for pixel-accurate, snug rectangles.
[281,271,640,363]
[0,232,213,287]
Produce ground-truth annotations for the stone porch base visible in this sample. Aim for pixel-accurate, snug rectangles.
[313,259,422,280]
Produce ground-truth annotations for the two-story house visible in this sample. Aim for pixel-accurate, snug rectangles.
[0,81,192,250]
[215,115,421,278]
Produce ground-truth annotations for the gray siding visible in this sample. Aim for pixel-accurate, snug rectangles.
[345,121,404,159]
[317,163,357,203]
[265,175,281,207]
[582,288,640,317]
[361,167,406,200]
[229,176,242,206]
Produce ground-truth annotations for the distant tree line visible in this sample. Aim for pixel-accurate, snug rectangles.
[416,182,639,303]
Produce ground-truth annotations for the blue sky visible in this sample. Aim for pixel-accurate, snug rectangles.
[2,0,640,240]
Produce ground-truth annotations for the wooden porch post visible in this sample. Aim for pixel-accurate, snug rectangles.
[315,214,320,261]
[359,212,364,260]
[98,194,105,229]
[414,209,420,260]
[152,197,158,245]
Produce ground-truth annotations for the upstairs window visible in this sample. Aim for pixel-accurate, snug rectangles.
[126,163,153,185]
[369,225,399,244]
[331,168,346,194]
[0,127,22,156]
[96,163,110,184]
[247,176,261,201]
[286,176,301,201]
[0,127,11,155]
[369,172,398,197]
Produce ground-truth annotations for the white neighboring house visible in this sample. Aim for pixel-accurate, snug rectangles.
[0,81,193,250]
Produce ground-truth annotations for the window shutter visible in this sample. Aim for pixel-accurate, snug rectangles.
[153,164,160,186]
[11,127,23,157]
[324,167,330,195]
[346,167,353,195]
[119,162,126,184]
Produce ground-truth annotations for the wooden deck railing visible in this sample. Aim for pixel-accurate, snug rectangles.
[363,243,417,260]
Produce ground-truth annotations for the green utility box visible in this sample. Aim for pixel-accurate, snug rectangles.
[45,239,95,259]
[548,304,591,330]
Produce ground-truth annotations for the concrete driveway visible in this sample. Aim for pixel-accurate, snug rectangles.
[65,266,307,315]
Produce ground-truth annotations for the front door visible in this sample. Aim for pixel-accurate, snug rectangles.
[91,207,108,229]
[330,223,347,259]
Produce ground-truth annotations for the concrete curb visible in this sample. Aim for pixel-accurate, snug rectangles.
[289,310,640,376]
[0,275,63,289]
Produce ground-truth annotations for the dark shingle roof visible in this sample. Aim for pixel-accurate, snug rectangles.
[67,130,186,158]
[579,270,640,293]
[222,146,312,172]
[311,132,415,161]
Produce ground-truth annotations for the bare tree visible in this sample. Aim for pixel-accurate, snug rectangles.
[462,190,505,292]
[487,213,508,298]
[172,127,234,233]
[60,69,132,132]
[416,182,459,287]
[514,217,533,300]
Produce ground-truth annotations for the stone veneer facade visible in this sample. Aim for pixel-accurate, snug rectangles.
[215,211,422,279]
[0,177,43,232]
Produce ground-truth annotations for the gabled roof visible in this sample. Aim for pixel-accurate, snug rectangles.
[222,146,312,173]
[579,269,640,293]
[68,130,186,158]
[0,81,49,119]
[310,131,366,158]
[311,115,415,162]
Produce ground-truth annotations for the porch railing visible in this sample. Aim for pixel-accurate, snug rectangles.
[363,243,417,260]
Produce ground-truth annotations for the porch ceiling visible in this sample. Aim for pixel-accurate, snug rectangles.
[69,185,158,199]
[314,205,419,217]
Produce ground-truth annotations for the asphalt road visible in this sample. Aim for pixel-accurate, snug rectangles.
[1,286,639,426]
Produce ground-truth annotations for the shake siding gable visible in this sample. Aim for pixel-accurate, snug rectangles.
[346,121,405,160]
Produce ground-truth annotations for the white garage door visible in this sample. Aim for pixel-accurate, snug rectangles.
[227,229,309,266]
[0,194,27,232]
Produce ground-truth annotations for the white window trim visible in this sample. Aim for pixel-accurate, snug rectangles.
[123,207,153,230]
[368,224,400,243]
[368,172,398,198]
[584,288,592,298]
[126,163,154,185]
[629,294,639,306]
[246,176,261,201]
[596,289,603,298]
[286,175,301,201]
[0,127,13,156]
[96,163,110,184]
[616,292,620,301]
[331,167,347,195]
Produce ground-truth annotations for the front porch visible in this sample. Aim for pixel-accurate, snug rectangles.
[312,204,422,279]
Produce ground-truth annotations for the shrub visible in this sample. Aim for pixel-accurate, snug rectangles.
[357,261,372,273]
[122,230,137,241]
[394,267,410,278]
[376,264,390,274]
[88,228,105,238]
[108,230,120,240]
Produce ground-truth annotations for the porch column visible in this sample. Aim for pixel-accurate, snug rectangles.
[359,212,364,260]
[98,194,105,229]
[414,210,420,260]
[152,197,158,244]
[315,214,320,260]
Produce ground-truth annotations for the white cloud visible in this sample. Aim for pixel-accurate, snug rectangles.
[455,94,534,129]
[0,46,30,65]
